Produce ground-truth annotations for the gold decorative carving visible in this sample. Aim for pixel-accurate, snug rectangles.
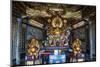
[48,16,67,35]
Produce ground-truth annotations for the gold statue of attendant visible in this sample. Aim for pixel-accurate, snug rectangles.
[28,38,39,58]
[72,38,81,55]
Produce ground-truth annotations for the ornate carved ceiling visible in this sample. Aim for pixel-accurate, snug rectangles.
[25,2,82,19]
[12,1,96,29]
[12,1,83,19]
[26,7,82,19]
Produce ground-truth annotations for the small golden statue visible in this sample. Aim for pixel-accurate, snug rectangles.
[27,38,39,58]
[72,38,81,55]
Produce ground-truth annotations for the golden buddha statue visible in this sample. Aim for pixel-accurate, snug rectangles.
[72,38,81,55]
[28,38,39,58]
